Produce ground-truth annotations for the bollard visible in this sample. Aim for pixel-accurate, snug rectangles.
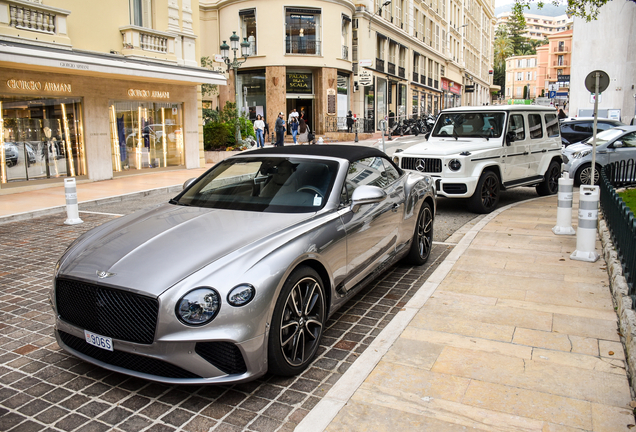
[64,178,83,225]
[317,137,324,145]
[570,185,600,262]
[552,172,576,235]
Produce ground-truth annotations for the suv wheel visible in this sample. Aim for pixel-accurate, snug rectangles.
[576,163,600,186]
[536,160,560,196]
[468,171,500,214]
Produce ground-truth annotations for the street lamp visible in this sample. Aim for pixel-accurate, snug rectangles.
[220,31,251,144]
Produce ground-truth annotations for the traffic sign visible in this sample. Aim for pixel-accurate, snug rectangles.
[359,59,373,67]
[585,70,609,94]
[549,91,556,98]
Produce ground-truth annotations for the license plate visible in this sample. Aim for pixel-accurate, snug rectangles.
[84,330,113,351]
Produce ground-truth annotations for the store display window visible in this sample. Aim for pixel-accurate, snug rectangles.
[1,96,85,184]
[109,101,183,172]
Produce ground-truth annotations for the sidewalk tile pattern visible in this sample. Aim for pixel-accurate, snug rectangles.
[0,213,451,431]
[326,198,636,431]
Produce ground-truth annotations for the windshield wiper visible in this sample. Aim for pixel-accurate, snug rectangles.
[452,127,459,140]
[169,199,190,206]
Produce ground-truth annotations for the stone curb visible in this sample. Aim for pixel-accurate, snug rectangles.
[0,184,183,225]
[599,216,636,398]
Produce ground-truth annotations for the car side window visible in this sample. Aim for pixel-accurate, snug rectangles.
[341,157,395,205]
[528,114,543,139]
[381,158,401,183]
[507,114,525,141]
[545,114,559,137]
[561,123,574,133]
[573,122,592,133]
[618,132,636,147]
[597,123,615,131]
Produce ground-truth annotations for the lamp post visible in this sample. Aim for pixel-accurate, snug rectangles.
[220,31,251,144]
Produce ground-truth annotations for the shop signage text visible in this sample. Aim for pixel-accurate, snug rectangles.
[6,79,72,93]
[60,62,89,70]
[127,89,170,98]
[286,73,312,94]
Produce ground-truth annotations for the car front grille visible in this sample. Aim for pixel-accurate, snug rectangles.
[55,278,158,345]
[195,342,248,375]
[401,157,443,173]
[58,331,201,379]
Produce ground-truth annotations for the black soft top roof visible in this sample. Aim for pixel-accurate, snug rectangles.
[241,145,388,162]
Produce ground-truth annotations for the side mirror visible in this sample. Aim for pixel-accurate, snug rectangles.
[350,185,387,213]
[183,178,196,190]
[505,131,515,146]
[613,140,624,148]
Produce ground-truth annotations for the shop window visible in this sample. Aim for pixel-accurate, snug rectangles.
[240,9,257,56]
[109,102,183,172]
[337,72,349,120]
[238,70,267,120]
[1,96,86,184]
[130,0,152,28]
[285,8,321,55]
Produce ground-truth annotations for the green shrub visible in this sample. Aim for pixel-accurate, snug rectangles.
[202,101,254,150]
[203,122,230,150]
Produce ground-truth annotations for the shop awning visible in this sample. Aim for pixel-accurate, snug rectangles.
[0,42,226,86]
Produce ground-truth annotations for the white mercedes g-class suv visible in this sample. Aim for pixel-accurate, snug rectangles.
[392,105,563,213]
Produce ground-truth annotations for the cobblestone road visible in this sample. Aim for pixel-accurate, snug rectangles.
[0,213,452,432]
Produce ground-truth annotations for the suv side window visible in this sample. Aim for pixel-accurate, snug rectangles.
[528,114,544,139]
[545,114,559,137]
[508,114,525,141]
[573,122,592,133]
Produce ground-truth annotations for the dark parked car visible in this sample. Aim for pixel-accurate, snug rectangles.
[51,145,436,384]
[559,118,625,147]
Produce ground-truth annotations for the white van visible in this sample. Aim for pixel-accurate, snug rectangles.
[392,105,562,213]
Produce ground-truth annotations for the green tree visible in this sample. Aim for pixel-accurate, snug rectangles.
[512,0,614,23]
[493,26,513,97]
[200,56,219,98]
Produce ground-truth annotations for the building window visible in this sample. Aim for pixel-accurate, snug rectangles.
[240,9,257,56]
[285,8,321,55]
[130,0,152,28]
[527,71,532,80]
[557,55,563,66]
[395,0,402,28]
[435,25,440,51]
[516,72,523,81]
[342,15,350,59]
[110,101,184,172]
[238,70,267,120]
[376,36,385,60]
[1,96,86,183]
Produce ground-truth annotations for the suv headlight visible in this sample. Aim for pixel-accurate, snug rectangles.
[448,159,461,171]
[572,150,591,159]
[176,288,221,326]
[393,156,400,166]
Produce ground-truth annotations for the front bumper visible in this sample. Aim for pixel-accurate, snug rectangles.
[432,176,478,198]
[54,318,268,385]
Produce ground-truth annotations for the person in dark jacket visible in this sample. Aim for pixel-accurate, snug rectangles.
[346,111,354,133]
[275,112,286,147]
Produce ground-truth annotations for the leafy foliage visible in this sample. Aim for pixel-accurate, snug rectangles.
[202,102,254,151]
[201,56,220,98]
[512,0,616,23]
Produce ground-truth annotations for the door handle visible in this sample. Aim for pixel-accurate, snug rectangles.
[392,203,400,212]
[523,151,529,155]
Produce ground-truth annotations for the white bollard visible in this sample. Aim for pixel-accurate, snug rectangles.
[552,172,576,235]
[64,178,83,225]
[570,185,600,262]
[317,137,324,145]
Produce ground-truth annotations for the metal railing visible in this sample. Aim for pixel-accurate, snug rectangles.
[342,45,349,60]
[376,58,385,73]
[324,117,375,133]
[600,160,636,305]
[286,40,321,55]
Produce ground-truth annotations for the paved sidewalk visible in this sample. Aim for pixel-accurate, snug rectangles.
[298,196,635,432]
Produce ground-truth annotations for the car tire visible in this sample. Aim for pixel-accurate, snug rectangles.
[536,160,561,196]
[575,163,600,186]
[468,171,500,214]
[268,266,326,376]
[404,201,434,265]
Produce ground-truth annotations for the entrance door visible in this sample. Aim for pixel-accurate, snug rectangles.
[286,99,313,133]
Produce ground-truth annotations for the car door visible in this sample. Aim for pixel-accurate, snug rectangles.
[503,113,529,182]
[338,156,405,292]
[608,131,636,169]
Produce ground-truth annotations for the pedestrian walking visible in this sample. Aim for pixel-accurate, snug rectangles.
[346,110,354,133]
[253,114,265,148]
[275,112,286,147]
[290,116,299,145]
[287,109,298,136]
[298,116,308,144]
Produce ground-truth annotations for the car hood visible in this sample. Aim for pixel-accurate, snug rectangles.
[58,204,310,296]
[563,142,593,155]
[402,139,501,156]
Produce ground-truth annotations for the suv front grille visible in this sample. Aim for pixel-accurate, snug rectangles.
[55,278,158,345]
[58,331,200,379]
[401,157,442,173]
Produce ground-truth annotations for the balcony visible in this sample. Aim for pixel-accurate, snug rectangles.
[554,46,569,53]
[286,39,322,55]
[388,62,395,75]
[428,77,433,87]
[376,58,385,73]
[420,75,427,85]
[398,66,405,78]
[342,45,349,60]
[120,26,177,62]
[1,0,71,47]
[413,72,419,82]
[553,60,569,66]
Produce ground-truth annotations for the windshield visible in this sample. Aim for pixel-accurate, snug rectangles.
[581,128,624,146]
[172,156,339,213]
[432,112,506,139]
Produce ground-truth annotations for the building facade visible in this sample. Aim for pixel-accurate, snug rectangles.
[199,0,496,135]
[0,0,225,190]
[496,12,572,41]
[537,29,572,108]
[569,1,635,123]
[505,54,538,101]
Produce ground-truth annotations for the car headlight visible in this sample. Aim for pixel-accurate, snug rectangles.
[572,150,591,159]
[176,288,221,326]
[227,284,256,307]
[448,159,461,171]
[393,156,400,166]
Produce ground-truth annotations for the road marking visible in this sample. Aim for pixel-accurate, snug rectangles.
[79,211,124,217]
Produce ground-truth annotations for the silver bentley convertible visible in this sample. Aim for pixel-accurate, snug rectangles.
[51,145,435,384]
